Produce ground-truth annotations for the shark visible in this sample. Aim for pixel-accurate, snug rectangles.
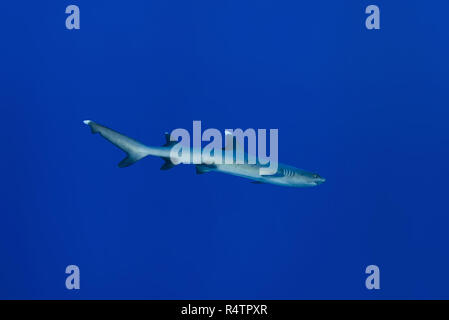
[83,120,325,187]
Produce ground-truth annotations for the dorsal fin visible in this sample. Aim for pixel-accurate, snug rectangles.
[223,130,242,151]
[162,132,178,147]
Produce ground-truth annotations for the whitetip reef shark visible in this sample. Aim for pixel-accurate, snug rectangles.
[83,120,325,187]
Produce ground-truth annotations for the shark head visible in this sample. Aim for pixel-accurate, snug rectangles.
[308,173,326,186]
[282,167,326,187]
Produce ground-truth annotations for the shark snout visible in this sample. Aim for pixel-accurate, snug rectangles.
[314,176,326,185]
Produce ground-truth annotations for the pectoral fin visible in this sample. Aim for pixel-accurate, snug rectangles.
[195,164,216,174]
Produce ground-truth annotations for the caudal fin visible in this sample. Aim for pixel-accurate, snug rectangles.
[83,120,153,167]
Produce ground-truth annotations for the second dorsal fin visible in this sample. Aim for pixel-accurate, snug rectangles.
[162,132,178,147]
[160,157,176,170]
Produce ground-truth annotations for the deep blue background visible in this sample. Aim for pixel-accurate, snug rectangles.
[1,1,448,299]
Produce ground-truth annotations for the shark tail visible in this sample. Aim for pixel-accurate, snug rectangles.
[83,120,159,168]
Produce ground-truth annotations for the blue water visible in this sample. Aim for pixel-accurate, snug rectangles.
[1,1,448,299]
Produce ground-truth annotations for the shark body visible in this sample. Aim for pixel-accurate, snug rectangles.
[83,120,325,187]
